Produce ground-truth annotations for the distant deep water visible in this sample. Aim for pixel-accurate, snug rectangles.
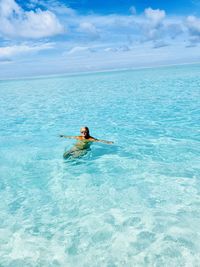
[0,64,200,266]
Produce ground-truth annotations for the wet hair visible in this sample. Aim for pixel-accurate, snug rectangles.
[81,126,89,133]
[84,126,89,133]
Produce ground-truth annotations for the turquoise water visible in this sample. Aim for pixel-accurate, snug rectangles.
[0,64,200,266]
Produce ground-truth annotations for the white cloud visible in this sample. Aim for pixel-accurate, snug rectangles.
[0,43,54,60]
[49,4,76,16]
[104,45,130,52]
[185,15,200,46]
[186,15,200,35]
[139,8,176,44]
[165,23,184,39]
[77,22,99,39]
[104,47,116,52]
[144,7,166,26]
[67,46,93,55]
[0,0,21,17]
[153,40,169,49]
[0,0,64,38]
[67,8,177,45]
[29,0,76,16]
[187,36,200,47]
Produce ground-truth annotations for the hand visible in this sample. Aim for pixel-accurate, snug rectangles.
[107,141,114,144]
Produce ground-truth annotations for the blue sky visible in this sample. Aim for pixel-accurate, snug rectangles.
[0,0,200,78]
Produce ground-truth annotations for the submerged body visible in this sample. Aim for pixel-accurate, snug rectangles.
[63,139,91,159]
[60,126,113,159]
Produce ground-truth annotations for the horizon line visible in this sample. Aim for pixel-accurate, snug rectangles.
[1,61,200,82]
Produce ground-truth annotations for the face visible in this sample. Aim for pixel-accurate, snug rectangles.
[80,128,89,137]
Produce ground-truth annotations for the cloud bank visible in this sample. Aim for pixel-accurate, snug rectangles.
[0,42,54,60]
[0,0,200,78]
[0,0,64,38]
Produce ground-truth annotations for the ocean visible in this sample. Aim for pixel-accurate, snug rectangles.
[0,64,200,266]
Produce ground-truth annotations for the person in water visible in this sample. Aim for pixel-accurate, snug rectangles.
[60,126,114,159]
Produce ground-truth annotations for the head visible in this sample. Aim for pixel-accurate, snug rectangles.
[80,126,90,138]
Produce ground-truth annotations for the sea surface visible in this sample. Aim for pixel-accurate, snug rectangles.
[0,64,200,267]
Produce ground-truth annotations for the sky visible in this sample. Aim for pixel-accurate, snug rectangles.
[0,0,200,78]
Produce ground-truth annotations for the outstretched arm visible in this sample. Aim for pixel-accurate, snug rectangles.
[60,135,79,139]
[91,138,114,144]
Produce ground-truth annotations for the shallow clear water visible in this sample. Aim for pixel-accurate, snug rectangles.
[0,64,200,266]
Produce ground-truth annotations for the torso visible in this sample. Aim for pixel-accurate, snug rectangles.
[74,136,96,150]
[75,138,92,150]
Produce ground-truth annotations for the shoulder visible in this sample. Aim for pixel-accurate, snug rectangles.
[88,136,98,141]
